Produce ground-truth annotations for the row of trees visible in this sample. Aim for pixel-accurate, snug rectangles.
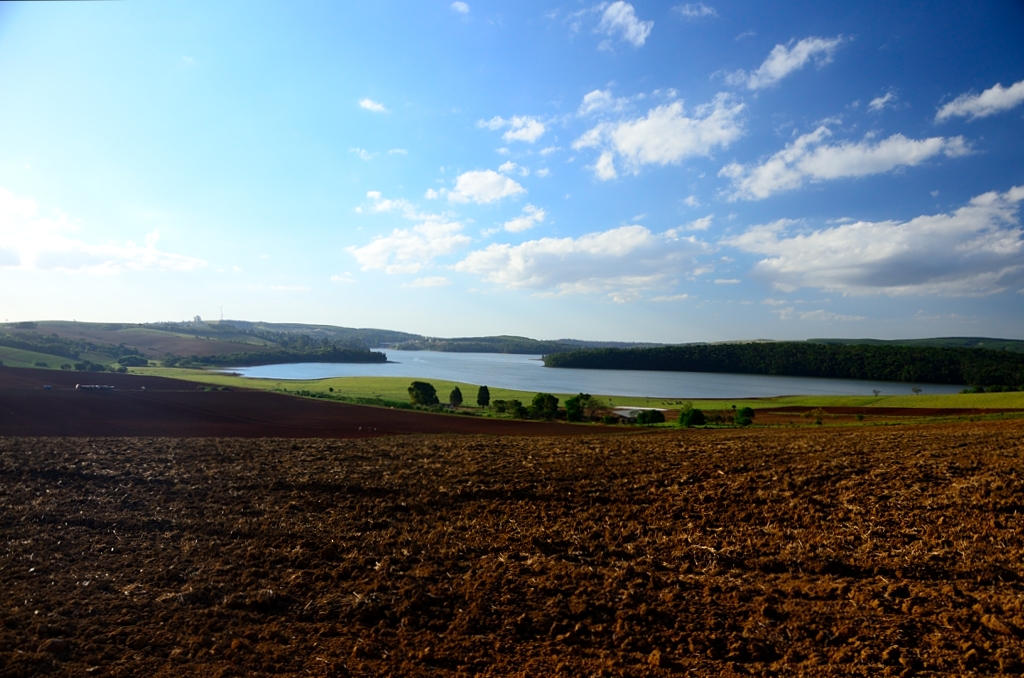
[404,381,764,429]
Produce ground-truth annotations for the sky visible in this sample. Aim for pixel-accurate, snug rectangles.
[1,1,1023,342]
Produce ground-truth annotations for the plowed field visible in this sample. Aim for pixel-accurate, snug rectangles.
[2,422,1023,676]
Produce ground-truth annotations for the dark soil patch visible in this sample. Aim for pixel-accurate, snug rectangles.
[0,367,611,439]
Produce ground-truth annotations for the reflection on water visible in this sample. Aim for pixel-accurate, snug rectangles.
[227,350,962,399]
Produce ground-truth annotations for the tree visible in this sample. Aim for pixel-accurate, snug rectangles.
[735,406,755,426]
[408,381,439,405]
[679,408,706,428]
[530,393,559,420]
[476,385,490,407]
[564,394,586,422]
[872,389,880,397]
[449,386,463,407]
[912,386,922,395]
[636,409,665,425]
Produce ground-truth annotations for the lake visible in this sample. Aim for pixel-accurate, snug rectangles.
[226,350,963,399]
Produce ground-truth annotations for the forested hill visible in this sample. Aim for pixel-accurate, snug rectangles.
[542,342,1024,387]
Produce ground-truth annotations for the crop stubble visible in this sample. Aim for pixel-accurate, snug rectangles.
[1,421,1023,676]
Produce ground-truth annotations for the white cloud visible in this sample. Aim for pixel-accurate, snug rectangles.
[347,220,470,275]
[674,3,717,19]
[408,276,451,287]
[936,79,1024,122]
[578,89,632,116]
[714,278,740,284]
[539,146,561,156]
[502,204,546,232]
[330,273,356,283]
[0,186,205,274]
[796,309,865,322]
[868,90,897,112]
[448,170,525,204]
[651,293,691,301]
[350,148,376,160]
[720,127,970,201]
[535,168,551,178]
[683,195,701,207]
[682,215,714,231]
[478,115,546,143]
[574,95,745,180]
[358,98,388,113]
[498,161,529,176]
[596,2,653,48]
[388,148,408,155]
[722,186,1024,296]
[455,224,709,302]
[424,188,442,200]
[450,1,469,13]
[728,36,844,90]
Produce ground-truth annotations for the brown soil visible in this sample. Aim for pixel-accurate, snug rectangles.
[0,367,603,439]
[2,421,1023,676]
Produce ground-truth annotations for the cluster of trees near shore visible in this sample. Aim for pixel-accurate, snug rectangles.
[542,342,1024,388]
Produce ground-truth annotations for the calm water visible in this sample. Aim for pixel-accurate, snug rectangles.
[227,350,962,399]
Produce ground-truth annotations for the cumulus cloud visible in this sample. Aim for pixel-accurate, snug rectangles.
[0,186,205,274]
[350,148,375,160]
[347,221,470,275]
[578,89,624,116]
[728,36,844,90]
[868,90,897,112]
[358,98,388,113]
[478,115,546,143]
[455,224,709,302]
[720,127,970,201]
[574,95,744,180]
[498,161,529,176]
[936,79,1024,122]
[502,204,546,232]
[448,170,525,204]
[450,1,469,13]
[596,2,653,48]
[674,3,717,19]
[722,186,1024,296]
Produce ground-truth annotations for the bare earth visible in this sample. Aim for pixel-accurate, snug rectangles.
[2,418,1023,677]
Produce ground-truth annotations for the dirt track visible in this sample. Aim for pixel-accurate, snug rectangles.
[2,421,1023,676]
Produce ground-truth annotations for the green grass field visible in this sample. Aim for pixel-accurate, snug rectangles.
[0,346,72,369]
[130,368,1024,411]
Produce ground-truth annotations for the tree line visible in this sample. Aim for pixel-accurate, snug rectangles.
[542,342,1024,387]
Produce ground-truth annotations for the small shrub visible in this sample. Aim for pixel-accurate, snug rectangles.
[601,415,617,425]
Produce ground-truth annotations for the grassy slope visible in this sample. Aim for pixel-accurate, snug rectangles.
[130,368,1024,410]
[0,346,72,369]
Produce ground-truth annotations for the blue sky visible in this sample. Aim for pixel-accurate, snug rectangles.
[1,1,1023,342]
